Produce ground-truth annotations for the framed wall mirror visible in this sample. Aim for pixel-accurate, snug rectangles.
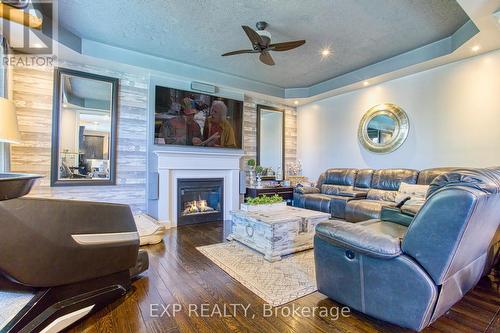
[51,68,118,186]
[256,105,285,175]
[358,103,409,154]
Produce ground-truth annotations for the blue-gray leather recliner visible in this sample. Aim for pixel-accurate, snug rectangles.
[314,168,500,331]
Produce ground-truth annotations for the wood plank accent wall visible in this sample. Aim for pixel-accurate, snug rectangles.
[242,96,297,171]
[9,62,297,213]
[10,62,149,212]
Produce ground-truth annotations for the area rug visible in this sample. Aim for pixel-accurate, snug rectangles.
[196,241,316,306]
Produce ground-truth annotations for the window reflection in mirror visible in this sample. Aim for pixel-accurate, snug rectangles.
[367,114,396,144]
[257,106,284,174]
[51,68,117,186]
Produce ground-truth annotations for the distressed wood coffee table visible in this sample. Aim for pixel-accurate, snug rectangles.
[228,206,330,262]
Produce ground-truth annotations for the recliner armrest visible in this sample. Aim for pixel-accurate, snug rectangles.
[315,220,402,259]
[295,186,320,194]
[337,190,367,198]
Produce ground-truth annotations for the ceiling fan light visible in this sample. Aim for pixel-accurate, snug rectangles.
[256,30,271,40]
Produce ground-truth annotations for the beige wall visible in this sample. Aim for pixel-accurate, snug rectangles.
[297,50,500,180]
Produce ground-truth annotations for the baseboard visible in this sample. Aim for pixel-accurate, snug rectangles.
[158,219,173,229]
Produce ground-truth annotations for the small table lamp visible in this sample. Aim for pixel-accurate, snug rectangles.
[0,97,20,171]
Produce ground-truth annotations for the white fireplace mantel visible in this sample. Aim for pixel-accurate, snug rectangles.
[154,149,244,228]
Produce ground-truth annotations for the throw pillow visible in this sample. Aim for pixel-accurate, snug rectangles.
[395,182,429,205]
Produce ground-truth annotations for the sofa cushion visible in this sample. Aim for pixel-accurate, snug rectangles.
[417,167,457,185]
[321,184,353,195]
[354,169,374,191]
[302,193,334,214]
[371,169,418,191]
[367,189,397,202]
[316,219,405,259]
[324,168,357,186]
[295,186,320,195]
[345,199,397,222]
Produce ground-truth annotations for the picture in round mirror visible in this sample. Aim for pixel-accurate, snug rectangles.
[358,103,409,154]
[367,114,396,144]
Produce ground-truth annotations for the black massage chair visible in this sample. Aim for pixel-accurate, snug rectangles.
[0,174,148,332]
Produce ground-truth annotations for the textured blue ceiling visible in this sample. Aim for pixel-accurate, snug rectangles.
[57,0,469,88]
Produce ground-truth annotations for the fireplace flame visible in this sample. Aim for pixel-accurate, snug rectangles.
[183,200,215,215]
[198,200,207,210]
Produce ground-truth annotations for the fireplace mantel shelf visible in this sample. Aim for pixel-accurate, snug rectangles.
[154,148,244,157]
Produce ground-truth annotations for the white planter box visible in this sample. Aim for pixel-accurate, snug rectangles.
[240,201,287,212]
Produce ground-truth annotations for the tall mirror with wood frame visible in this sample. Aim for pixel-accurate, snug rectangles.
[256,105,284,178]
[51,68,118,186]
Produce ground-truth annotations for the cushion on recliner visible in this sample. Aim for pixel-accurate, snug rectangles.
[295,186,320,195]
[302,193,334,214]
[321,184,353,195]
[345,199,397,222]
[417,167,457,185]
[367,189,397,202]
[316,220,405,258]
[323,168,357,186]
[354,169,374,191]
[371,169,418,191]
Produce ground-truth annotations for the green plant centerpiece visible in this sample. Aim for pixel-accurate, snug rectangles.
[247,159,256,169]
[246,194,283,205]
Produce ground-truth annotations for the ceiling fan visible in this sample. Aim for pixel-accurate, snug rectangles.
[222,21,305,66]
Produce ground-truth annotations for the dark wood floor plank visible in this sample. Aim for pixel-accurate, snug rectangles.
[68,222,500,333]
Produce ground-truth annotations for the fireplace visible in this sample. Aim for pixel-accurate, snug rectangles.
[177,178,224,226]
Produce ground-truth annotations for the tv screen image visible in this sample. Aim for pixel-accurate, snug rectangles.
[155,86,243,149]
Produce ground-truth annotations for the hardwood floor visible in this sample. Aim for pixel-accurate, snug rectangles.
[69,222,500,333]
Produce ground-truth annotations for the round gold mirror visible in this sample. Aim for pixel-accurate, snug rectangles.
[358,103,409,154]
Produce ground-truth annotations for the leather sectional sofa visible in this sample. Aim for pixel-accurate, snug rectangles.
[294,167,455,221]
[313,168,500,331]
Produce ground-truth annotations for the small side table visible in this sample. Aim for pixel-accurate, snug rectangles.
[245,186,294,205]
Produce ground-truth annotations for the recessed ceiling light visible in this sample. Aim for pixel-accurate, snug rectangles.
[363,81,369,86]
[471,45,480,52]
[294,100,299,105]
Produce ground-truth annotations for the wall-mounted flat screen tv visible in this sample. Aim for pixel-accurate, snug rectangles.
[154,85,243,149]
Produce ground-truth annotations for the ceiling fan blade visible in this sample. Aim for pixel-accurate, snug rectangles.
[242,25,264,48]
[259,51,275,66]
[221,49,258,56]
[268,40,306,52]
